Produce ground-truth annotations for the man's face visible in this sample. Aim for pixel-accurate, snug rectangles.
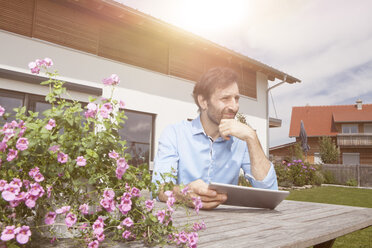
[205,82,240,125]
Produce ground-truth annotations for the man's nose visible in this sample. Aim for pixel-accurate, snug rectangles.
[228,98,239,112]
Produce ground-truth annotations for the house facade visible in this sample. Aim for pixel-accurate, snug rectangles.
[272,100,372,165]
[0,0,300,166]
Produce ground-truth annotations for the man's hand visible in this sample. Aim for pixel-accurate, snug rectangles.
[185,179,227,210]
[158,179,227,210]
[219,119,256,142]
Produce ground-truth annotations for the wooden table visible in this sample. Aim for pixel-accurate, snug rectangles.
[172,200,372,248]
[32,200,372,248]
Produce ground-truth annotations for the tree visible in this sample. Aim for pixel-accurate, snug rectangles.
[319,136,340,163]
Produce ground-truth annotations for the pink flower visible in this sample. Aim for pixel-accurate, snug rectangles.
[0,180,7,191]
[100,197,116,212]
[122,230,131,239]
[0,142,7,152]
[47,186,52,198]
[43,57,53,67]
[29,182,44,197]
[1,183,20,202]
[102,74,120,86]
[122,217,133,228]
[192,196,202,214]
[56,205,71,214]
[34,172,45,182]
[119,100,125,109]
[103,189,115,199]
[118,201,132,215]
[87,102,97,111]
[28,167,40,178]
[156,210,166,224]
[79,203,89,215]
[116,158,129,179]
[130,187,140,197]
[178,231,188,244]
[25,194,38,208]
[188,232,198,247]
[45,212,57,225]
[96,232,105,242]
[102,103,113,113]
[48,145,60,152]
[99,107,109,119]
[92,217,105,235]
[88,240,99,248]
[0,106,4,116]
[109,150,119,159]
[7,149,18,161]
[76,156,86,167]
[84,110,96,119]
[57,152,68,163]
[145,199,155,211]
[65,213,77,228]
[28,61,40,74]
[1,225,16,241]
[181,186,189,195]
[45,119,56,130]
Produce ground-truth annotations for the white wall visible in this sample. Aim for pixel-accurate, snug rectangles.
[0,30,270,156]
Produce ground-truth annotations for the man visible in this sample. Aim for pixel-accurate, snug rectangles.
[152,67,278,209]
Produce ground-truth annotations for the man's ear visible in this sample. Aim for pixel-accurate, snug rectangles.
[197,95,207,111]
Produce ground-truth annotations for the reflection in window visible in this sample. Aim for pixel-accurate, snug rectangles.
[119,110,154,167]
[0,91,24,123]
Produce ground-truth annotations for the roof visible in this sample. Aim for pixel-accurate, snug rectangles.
[68,0,300,84]
[289,103,372,137]
[269,142,297,151]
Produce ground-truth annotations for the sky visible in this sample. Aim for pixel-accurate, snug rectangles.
[115,0,372,147]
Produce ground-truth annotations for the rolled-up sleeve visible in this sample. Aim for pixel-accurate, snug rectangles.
[241,146,278,190]
[152,125,179,186]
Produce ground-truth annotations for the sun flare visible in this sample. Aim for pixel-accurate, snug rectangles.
[176,0,248,33]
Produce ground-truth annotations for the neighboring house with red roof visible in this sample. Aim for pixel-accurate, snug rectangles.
[270,100,372,165]
[289,100,372,165]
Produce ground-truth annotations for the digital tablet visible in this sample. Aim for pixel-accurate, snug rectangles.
[208,182,290,209]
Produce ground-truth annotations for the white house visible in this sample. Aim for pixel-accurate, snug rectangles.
[0,0,300,167]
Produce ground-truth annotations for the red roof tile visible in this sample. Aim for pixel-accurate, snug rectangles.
[289,103,372,137]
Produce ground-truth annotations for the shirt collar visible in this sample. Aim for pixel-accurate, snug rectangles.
[191,115,204,135]
[191,115,230,143]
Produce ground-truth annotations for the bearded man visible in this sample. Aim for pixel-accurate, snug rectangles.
[152,67,278,209]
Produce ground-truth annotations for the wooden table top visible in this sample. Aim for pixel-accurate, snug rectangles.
[171,200,372,248]
[31,200,372,248]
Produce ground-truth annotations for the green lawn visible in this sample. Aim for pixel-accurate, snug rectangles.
[287,186,372,248]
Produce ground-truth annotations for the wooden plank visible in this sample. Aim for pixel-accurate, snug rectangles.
[33,0,99,54]
[0,0,34,36]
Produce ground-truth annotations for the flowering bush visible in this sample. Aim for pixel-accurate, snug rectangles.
[0,58,204,247]
[275,160,319,187]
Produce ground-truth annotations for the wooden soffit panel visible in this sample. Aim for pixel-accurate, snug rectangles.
[33,0,100,54]
[169,43,206,82]
[0,0,34,37]
[98,21,168,74]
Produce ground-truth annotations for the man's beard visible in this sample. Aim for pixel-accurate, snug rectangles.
[207,107,237,126]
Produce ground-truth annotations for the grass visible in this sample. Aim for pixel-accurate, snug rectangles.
[287,186,372,248]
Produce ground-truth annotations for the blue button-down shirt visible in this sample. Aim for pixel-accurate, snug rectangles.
[152,116,278,190]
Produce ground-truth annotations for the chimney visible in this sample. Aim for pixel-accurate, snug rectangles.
[356,99,362,110]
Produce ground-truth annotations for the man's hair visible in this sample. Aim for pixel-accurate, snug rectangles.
[193,67,238,110]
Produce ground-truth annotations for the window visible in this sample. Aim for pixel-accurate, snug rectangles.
[342,153,360,165]
[342,124,358,134]
[118,110,155,167]
[364,124,372,133]
[0,89,155,165]
[313,152,322,164]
